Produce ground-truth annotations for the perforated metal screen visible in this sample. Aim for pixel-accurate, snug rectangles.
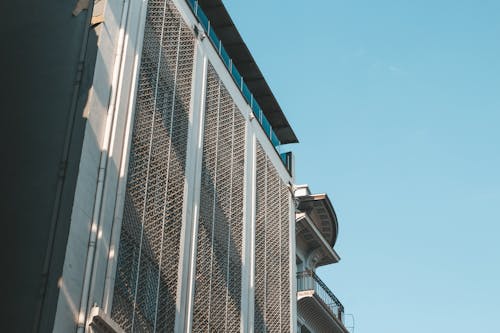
[192,64,246,332]
[111,1,195,331]
[255,144,292,333]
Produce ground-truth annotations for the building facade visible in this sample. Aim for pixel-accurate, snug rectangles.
[295,186,349,333]
[2,0,349,332]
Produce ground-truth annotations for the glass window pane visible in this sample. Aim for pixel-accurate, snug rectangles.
[231,66,242,88]
[280,152,289,166]
[220,45,231,68]
[271,130,281,147]
[242,83,252,104]
[197,7,209,31]
[252,101,260,117]
[261,114,271,137]
[208,27,220,51]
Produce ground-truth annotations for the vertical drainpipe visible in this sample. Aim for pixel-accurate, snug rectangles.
[101,0,149,313]
[75,0,132,330]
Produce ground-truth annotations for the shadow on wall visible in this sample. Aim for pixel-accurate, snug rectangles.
[0,0,106,331]
[109,2,192,331]
[108,1,269,330]
[192,81,250,331]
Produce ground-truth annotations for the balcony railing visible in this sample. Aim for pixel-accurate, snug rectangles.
[185,0,291,170]
[297,271,345,323]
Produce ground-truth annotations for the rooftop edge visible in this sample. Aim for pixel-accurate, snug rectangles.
[197,0,299,144]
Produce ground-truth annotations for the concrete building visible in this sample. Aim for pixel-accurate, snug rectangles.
[2,0,349,332]
[295,186,349,333]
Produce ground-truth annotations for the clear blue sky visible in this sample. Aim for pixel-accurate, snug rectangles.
[224,1,500,332]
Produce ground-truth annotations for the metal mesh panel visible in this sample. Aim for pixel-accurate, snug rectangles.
[254,144,292,333]
[254,146,268,333]
[192,64,246,332]
[111,1,195,332]
[280,180,291,332]
[265,164,282,332]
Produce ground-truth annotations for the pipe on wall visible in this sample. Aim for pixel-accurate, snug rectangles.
[76,0,131,331]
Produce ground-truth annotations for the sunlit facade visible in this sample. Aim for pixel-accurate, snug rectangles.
[6,0,349,332]
[295,186,349,333]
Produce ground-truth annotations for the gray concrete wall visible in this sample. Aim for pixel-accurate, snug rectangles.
[0,1,98,331]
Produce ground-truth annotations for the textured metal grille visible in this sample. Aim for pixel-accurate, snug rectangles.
[111,1,195,332]
[279,174,291,332]
[254,144,292,333]
[192,64,246,332]
[254,146,268,333]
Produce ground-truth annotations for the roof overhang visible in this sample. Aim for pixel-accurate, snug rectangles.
[296,213,340,267]
[296,193,339,247]
[197,0,298,144]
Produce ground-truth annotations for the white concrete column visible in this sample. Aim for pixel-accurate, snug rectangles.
[175,40,208,333]
[89,0,150,317]
[290,190,298,333]
[242,132,257,333]
[53,0,149,330]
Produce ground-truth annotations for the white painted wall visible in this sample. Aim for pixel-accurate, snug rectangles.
[53,0,149,330]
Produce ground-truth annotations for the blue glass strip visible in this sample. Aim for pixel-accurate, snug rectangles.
[190,1,290,168]
[241,83,252,104]
[261,114,271,137]
[271,130,281,147]
[252,100,261,117]
[220,45,231,68]
[197,6,209,31]
[280,152,288,166]
[208,27,220,52]
[231,66,242,88]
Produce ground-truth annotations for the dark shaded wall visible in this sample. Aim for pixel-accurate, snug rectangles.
[0,1,98,331]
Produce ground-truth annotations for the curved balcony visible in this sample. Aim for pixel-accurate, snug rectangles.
[296,192,338,247]
[297,271,349,333]
[295,186,340,268]
[296,212,340,267]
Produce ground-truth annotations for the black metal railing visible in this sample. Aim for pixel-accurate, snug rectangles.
[297,271,345,323]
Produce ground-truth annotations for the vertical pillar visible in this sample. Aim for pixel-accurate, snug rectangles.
[175,40,208,333]
[242,133,257,333]
[289,189,298,333]
[94,0,150,315]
